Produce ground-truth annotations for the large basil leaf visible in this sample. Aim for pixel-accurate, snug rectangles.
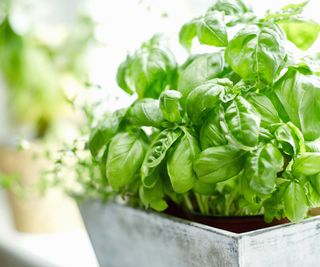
[277,17,320,50]
[245,143,284,195]
[225,24,286,85]
[200,109,227,149]
[272,69,302,127]
[141,128,181,188]
[127,99,164,128]
[186,78,232,124]
[196,11,228,47]
[116,35,177,99]
[167,128,200,193]
[159,90,182,123]
[273,69,320,141]
[292,152,320,177]
[284,181,308,223]
[178,52,225,99]
[179,11,228,50]
[246,92,280,126]
[193,145,245,183]
[106,131,147,190]
[223,96,260,148]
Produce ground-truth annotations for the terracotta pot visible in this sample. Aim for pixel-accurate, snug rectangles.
[0,144,83,233]
[183,213,289,233]
[165,203,288,233]
[309,208,320,216]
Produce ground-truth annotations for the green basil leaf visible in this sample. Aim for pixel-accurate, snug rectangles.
[264,1,309,21]
[273,69,320,140]
[179,11,228,49]
[298,76,320,141]
[246,92,280,126]
[274,122,305,156]
[196,11,228,47]
[263,180,288,223]
[207,0,254,27]
[107,131,147,190]
[116,56,134,95]
[223,96,261,148]
[88,108,128,157]
[141,128,182,188]
[193,180,216,195]
[273,69,303,128]
[167,128,200,193]
[225,24,286,85]
[150,200,169,211]
[186,78,232,124]
[127,99,164,128]
[179,21,197,51]
[159,90,182,123]
[116,35,177,99]
[284,181,308,222]
[307,173,320,206]
[277,1,309,15]
[200,109,227,149]
[139,178,166,210]
[245,143,284,195]
[292,152,320,177]
[239,171,259,205]
[277,17,320,50]
[178,52,225,99]
[193,145,245,183]
[207,0,252,16]
[306,138,320,152]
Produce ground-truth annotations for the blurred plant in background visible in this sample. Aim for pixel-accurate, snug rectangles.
[0,0,95,139]
[0,0,97,233]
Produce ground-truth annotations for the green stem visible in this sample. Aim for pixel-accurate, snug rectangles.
[225,188,238,216]
[195,193,206,215]
[183,194,194,213]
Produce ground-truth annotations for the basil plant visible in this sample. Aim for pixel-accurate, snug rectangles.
[85,0,320,223]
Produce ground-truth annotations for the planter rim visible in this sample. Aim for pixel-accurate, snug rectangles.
[78,198,320,238]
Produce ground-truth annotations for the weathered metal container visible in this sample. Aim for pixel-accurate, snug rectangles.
[79,200,320,267]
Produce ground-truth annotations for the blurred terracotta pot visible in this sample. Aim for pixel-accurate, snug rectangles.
[310,208,320,216]
[0,144,82,233]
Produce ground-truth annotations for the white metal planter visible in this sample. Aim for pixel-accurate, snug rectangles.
[79,199,320,267]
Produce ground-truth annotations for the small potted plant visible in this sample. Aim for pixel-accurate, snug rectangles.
[54,0,320,266]
[0,2,94,232]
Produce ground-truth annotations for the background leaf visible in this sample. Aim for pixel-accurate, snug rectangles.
[277,17,320,50]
